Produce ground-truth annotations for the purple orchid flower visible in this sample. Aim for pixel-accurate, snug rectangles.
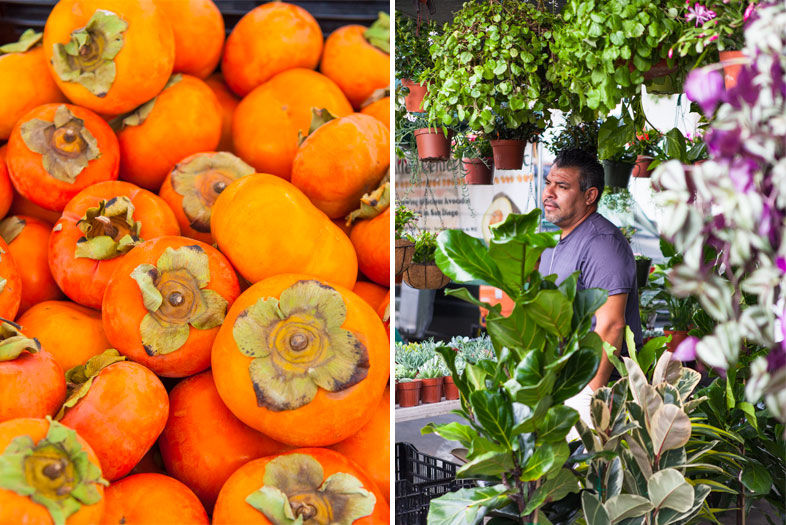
[673,336,699,361]
[705,128,742,157]
[686,3,717,26]
[684,67,725,116]
[744,2,757,21]
[728,157,757,193]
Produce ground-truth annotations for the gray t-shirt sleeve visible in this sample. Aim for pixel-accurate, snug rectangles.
[578,233,636,296]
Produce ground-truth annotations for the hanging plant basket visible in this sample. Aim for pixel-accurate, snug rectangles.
[489,139,525,170]
[462,158,493,185]
[719,50,745,89]
[602,160,633,188]
[420,377,443,404]
[635,257,652,289]
[403,262,450,289]
[401,78,428,112]
[414,128,451,161]
[397,380,421,407]
[395,238,415,276]
[631,155,654,178]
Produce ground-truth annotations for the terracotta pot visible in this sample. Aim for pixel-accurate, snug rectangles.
[462,158,493,184]
[443,376,459,400]
[420,377,443,404]
[641,58,678,81]
[490,139,525,170]
[602,160,633,189]
[403,262,450,290]
[414,128,451,161]
[401,78,428,112]
[719,50,745,89]
[632,155,653,178]
[395,238,415,276]
[635,257,652,290]
[664,329,690,353]
[397,380,421,407]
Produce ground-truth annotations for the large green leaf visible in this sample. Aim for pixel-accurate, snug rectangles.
[582,492,612,525]
[605,456,623,500]
[427,486,510,525]
[520,442,561,481]
[422,422,478,448]
[486,305,543,355]
[524,289,573,338]
[654,484,710,525]
[436,230,507,292]
[522,468,580,515]
[552,348,600,403]
[487,213,558,290]
[573,288,608,328]
[469,390,514,449]
[663,128,688,163]
[604,494,653,522]
[740,461,773,494]
[511,396,551,434]
[647,469,694,514]
[436,346,470,406]
[597,115,635,160]
[457,450,515,479]
[536,405,580,443]
[650,404,691,456]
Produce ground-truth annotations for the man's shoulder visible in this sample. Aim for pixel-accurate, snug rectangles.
[583,212,624,238]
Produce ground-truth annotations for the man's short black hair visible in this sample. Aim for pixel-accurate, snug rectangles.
[552,149,604,206]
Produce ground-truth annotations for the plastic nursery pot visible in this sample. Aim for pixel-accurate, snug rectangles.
[395,238,415,276]
[602,159,634,189]
[719,50,746,89]
[637,58,679,81]
[489,139,525,170]
[414,128,451,161]
[664,329,690,353]
[397,380,421,407]
[443,376,459,400]
[635,257,652,290]
[401,78,428,112]
[632,155,654,178]
[462,158,493,185]
[403,262,450,290]
[420,377,443,404]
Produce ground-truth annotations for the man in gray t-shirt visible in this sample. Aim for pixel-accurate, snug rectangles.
[539,149,642,420]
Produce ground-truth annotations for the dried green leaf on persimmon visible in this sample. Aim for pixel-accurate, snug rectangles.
[364,12,390,53]
[297,108,338,146]
[0,29,42,55]
[56,349,126,419]
[0,319,40,361]
[345,174,390,225]
[232,280,369,412]
[75,197,142,260]
[0,216,26,245]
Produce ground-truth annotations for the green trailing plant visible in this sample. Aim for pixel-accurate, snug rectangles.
[395,11,441,82]
[599,187,634,216]
[421,0,556,135]
[423,209,608,524]
[411,231,440,264]
[578,336,714,524]
[395,202,418,240]
[546,117,601,157]
[452,130,493,161]
[639,240,699,332]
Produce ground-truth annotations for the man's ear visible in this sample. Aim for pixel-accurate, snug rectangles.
[585,187,599,206]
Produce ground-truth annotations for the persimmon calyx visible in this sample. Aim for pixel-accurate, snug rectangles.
[245,454,375,525]
[297,108,338,146]
[111,74,183,130]
[360,87,390,109]
[171,152,254,233]
[0,418,108,525]
[0,319,41,361]
[75,196,142,260]
[364,12,390,54]
[20,105,101,183]
[0,29,42,55]
[0,216,25,245]
[56,349,126,420]
[131,245,227,356]
[345,174,390,226]
[51,10,127,97]
[233,280,369,412]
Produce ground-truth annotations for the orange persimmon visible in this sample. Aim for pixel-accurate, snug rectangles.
[0,418,105,525]
[204,73,239,152]
[320,17,390,110]
[330,387,391,502]
[102,236,240,377]
[0,30,66,141]
[232,68,352,180]
[0,146,14,220]
[155,0,224,79]
[101,473,208,524]
[8,190,62,224]
[221,2,323,97]
[159,370,289,512]
[211,273,388,446]
[158,151,254,245]
[291,113,389,218]
[0,321,65,423]
[212,448,389,524]
[43,0,175,116]
[377,290,390,338]
[211,174,357,288]
[353,280,388,311]
[351,206,390,286]
[0,236,21,320]
[17,300,112,373]
[6,103,120,212]
[361,95,391,129]
[117,74,222,191]
[0,215,63,314]
[59,354,169,481]
[49,180,180,310]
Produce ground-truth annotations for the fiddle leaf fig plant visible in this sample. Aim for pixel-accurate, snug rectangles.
[423,209,607,524]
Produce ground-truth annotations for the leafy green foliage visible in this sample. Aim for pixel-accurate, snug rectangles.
[394,202,418,240]
[412,231,440,264]
[394,12,441,81]
[546,117,601,157]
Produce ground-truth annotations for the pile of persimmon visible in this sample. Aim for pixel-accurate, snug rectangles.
[0,0,391,522]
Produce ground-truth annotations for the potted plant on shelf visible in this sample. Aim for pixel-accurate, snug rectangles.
[546,116,600,157]
[630,128,663,177]
[394,12,441,112]
[403,231,450,290]
[597,113,637,189]
[452,129,493,184]
[417,356,446,404]
[395,367,421,407]
[395,202,418,278]
[421,0,556,170]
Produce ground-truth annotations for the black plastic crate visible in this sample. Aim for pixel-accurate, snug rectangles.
[395,442,476,525]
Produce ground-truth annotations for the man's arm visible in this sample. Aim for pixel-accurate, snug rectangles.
[589,293,628,391]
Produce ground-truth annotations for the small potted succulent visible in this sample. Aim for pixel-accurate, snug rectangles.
[394,12,440,112]
[452,129,493,184]
[417,356,446,404]
[403,231,450,290]
[395,365,421,407]
[629,128,663,177]
[394,202,418,278]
